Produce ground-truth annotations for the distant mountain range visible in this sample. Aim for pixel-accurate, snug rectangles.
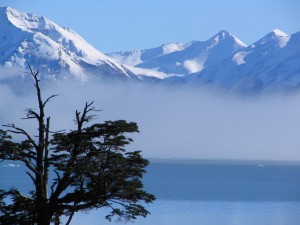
[1,7,300,93]
[109,29,300,92]
[108,30,247,77]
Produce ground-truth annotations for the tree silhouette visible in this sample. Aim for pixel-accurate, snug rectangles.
[0,66,155,225]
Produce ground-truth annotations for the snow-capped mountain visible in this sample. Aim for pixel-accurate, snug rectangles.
[188,29,300,92]
[109,29,300,92]
[1,7,299,93]
[0,7,138,82]
[108,30,247,77]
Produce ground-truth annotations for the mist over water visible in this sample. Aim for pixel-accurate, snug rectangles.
[1,77,300,161]
[1,77,300,225]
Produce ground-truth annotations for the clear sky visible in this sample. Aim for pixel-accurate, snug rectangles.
[0,0,300,53]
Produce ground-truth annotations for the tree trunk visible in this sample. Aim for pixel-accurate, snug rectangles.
[37,207,52,225]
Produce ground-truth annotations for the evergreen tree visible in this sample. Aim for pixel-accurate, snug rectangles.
[0,66,155,225]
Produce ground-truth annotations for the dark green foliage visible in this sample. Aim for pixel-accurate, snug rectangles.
[0,189,36,225]
[0,67,155,225]
[48,120,154,222]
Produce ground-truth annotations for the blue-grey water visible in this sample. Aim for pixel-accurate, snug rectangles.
[1,160,300,225]
[144,160,300,202]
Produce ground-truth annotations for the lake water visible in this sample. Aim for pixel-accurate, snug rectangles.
[1,160,300,225]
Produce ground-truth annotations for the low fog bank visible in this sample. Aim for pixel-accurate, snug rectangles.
[1,79,300,161]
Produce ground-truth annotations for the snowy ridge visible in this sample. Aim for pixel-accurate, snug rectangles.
[0,7,138,82]
[251,29,290,48]
[188,30,300,92]
[109,30,247,76]
[1,7,300,93]
[108,41,194,68]
[109,28,300,92]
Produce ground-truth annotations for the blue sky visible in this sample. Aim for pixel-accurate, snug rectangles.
[1,0,299,53]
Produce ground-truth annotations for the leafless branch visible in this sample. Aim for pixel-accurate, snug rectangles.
[75,102,101,131]
[54,169,61,181]
[3,124,38,150]
[23,158,38,175]
[105,200,123,217]
[50,170,61,195]
[51,181,58,196]
[65,202,78,225]
[26,171,36,185]
[26,62,39,80]
[22,108,40,120]
[43,94,59,108]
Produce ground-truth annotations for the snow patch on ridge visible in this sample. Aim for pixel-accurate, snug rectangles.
[232,51,250,65]
[183,54,207,73]
[251,29,290,48]
[109,51,143,66]
[272,28,289,37]
[126,65,169,79]
[161,42,192,55]
[277,36,290,48]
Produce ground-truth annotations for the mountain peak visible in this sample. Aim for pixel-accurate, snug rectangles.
[216,30,231,38]
[1,6,26,19]
[211,30,232,41]
[210,30,247,48]
[252,29,289,47]
[0,6,41,32]
[0,7,138,81]
[271,28,288,37]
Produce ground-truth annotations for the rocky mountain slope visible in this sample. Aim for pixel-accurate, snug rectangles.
[0,7,138,83]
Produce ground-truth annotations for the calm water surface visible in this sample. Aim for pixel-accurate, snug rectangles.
[144,160,300,201]
[1,160,300,225]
